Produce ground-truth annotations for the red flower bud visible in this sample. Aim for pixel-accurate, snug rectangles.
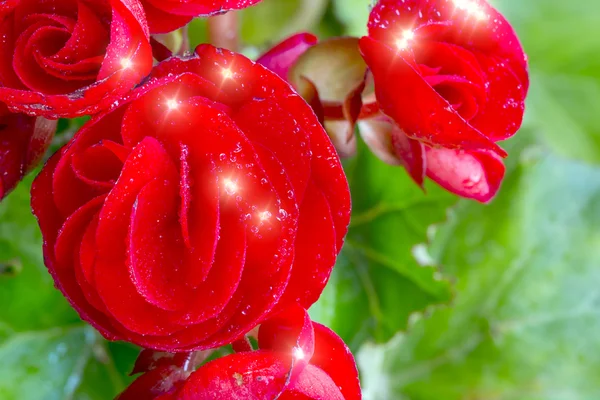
[140,0,264,33]
[358,0,529,202]
[0,0,153,118]
[0,103,55,199]
[31,45,351,351]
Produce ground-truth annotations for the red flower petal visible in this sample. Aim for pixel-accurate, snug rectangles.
[367,0,528,90]
[281,364,345,400]
[0,104,55,199]
[178,352,290,399]
[131,350,197,376]
[31,45,350,351]
[425,146,505,203]
[468,53,527,141]
[361,0,529,166]
[257,32,318,81]
[258,304,315,387]
[0,0,153,118]
[117,366,188,400]
[359,37,505,156]
[140,1,192,34]
[141,0,263,33]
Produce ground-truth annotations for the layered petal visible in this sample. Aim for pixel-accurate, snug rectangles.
[0,0,153,118]
[425,146,505,203]
[31,44,350,351]
[357,0,529,201]
[124,306,362,399]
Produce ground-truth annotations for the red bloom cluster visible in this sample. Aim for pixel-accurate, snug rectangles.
[118,306,361,399]
[32,45,350,351]
[259,0,529,202]
[0,0,528,397]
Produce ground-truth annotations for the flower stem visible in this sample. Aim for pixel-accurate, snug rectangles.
[207,12,239,52]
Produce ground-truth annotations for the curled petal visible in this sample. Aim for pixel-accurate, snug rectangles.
[425,146,505,203]
[259,304,315,385]
[257,32,318,81]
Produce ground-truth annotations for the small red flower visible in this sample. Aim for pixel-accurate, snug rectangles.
[31,44,350,351]
[359,0,529,202]
[140,0,263,33]
[0,0,153,118]
[118,306,361,400]
[0,103,56,199]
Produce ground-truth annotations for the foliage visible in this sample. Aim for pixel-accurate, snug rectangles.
[1,0,599,398]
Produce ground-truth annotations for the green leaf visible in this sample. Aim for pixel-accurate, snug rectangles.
[239,0,328,46]
[495,0,600,77]
[493,0,600,163]
[311,139,456,349]
[0,179,135,400]
[0,176,78,331]
[331,0,371,36]
[525,72,600,164]
[358,150,600,399]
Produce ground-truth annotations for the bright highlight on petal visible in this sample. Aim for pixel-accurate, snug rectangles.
[454,0,488,20]
[120,58,132,70]
[222,68,234,79]
[259,211,272,221]
[396,29,415,50]
[293,347,305,360]
[223,178,238,195]
[166,98,179,111]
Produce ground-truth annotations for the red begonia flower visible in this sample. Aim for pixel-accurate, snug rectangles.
[260,23,518,202]
[140,0,263,33]
[0,103,56,199]
[0,0,153,118]
[357,0,527,202]
[31,44,351,351]
[360,0,528,152]
[118,306,361,400]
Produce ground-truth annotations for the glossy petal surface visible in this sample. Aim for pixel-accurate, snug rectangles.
[361,0,528,150]
[31,45,350,351]
[0,0,152,118]
[425,146,505,203]
[170,306,360,399]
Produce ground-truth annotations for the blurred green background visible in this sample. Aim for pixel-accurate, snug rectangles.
[1,0,599,399]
